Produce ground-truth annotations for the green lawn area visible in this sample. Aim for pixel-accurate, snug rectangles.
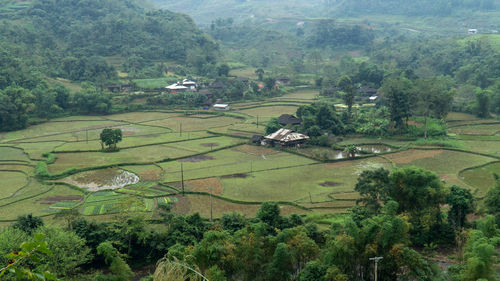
[132,77,178,89]
[448,123,500,135]
[462,140,500,156]
[104,111,181,123]
[159,145,317,183]
[0,183,84,220]
[220,157,392,203]
[0,146,30,161]
[15,142,65,159]
[237,105,300,121]
[460,161,500,197]
[273,89,319,100]
[48,136,244,173]
[141,116,242,132]
[54,131,212,152]
[0,120,127,143]
[0,171,29,200]
[388,149,497,194]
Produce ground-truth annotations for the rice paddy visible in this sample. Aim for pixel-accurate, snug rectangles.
[0,102,498,222]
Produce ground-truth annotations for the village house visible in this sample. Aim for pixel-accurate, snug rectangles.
[165,83,188,94]
[468,28,478,35]
[213,104,230,111]
[182,79,197,90]
[263,128,309,147]
[278,114,302,126]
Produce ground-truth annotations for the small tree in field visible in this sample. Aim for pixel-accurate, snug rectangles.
[100,128,122,151]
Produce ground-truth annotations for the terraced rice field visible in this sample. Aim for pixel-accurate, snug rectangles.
[0,108,498,224]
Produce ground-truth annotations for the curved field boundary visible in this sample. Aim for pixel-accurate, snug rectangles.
[457,160,500,186]
[409,146,500,160]
[4,122,129,144]
[0,184,55,209]
[53,135,218,153]
[174,191,312,211]
[447,121,500,128]
[0,145,31,161]
[38,142,247,180]
[0,169,32,200]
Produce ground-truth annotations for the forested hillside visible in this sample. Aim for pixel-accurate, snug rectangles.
[0,0,218,83]
[0,0,219,131]
[151,0,500,24]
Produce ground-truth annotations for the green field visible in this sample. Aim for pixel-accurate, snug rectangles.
[460,162,500,197]
[0,107,498,222]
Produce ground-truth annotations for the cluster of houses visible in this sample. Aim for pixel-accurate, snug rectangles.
[165,79,198,93]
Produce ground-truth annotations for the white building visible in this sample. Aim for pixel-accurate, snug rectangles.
[213,104,230,111]
[468,29,478,35]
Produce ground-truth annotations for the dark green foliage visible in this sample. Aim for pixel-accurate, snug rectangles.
[484,176,500,225]
[217,64,230,77]
[221,212,247,233]
[354,168,390,213]
[13,214,44,235]
[0,86,34,131]
[298,260,326,281]
[267,243,293,281]
[100,128,123,150]
[265,118,282,135]
[447,185,475,230]
[297,103,344,136]
[308,19,374,48]
[96,242,134,281]
[354,167,450,246]
[257,202,281,227]
[380,77,413,130]
[475,88,491,118]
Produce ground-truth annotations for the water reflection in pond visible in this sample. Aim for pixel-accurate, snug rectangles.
[357,144,392,154]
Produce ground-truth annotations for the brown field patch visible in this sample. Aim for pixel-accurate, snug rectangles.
[386,149,444,164]
[200,143,219,147]
[138,170,163,181]
[221,173,250,179]
[232,144,279,156]
[37,195,83,204]
[319,181,341,187]
[187,177,223,195]
[179,155,215,162]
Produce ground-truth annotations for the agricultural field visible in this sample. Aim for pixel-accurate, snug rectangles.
[0,105,499,224]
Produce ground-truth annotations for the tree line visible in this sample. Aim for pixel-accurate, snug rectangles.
[2,167,500,280]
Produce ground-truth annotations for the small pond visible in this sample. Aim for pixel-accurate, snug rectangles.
[357,144,393,154]
[64,168,139,191]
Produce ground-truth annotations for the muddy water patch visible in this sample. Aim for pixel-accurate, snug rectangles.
[63,167,139,191]
[357,144,393,154]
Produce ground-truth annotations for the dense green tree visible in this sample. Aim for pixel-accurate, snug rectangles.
[267,243,293,281]
[483,176,500,225]
[414,77,454,138]
[255,68,264,81]
[380,77,413,132]
[220,212,247,233]
[447,185,475,230]
[257,202,281,228]
[100,128,123,150]
[0,86,35,131]
[13,214,44,235]
[96,241,134,281]
[338,75,355,117]
[354,168,390,213]
[475,88,491,118]
[193,230,236,274]
[265,117,282,134]
[217,63,230,77]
